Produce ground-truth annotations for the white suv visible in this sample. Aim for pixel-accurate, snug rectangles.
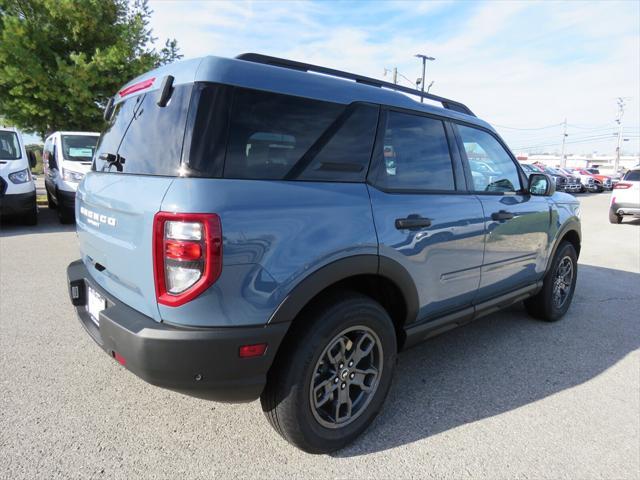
[609,167,640,223]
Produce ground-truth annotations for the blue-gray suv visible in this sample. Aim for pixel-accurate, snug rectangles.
[67,53,581,453]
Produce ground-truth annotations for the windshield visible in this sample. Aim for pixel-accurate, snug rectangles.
[61,135,98,161]
[0,131,21,160]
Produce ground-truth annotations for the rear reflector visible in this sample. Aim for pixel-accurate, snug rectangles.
[119,77,156,97]
[614,182,632,189]
[113,351,127,366]
[239,343,268,358]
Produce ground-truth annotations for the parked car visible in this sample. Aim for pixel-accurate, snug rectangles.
[0,126,38,225]
[574,168,612,190]
[543,166,581,194]
[555,167,584,192]
[571,169,603,193]
[531,163,568,191]
[609,167,640,223]
[43,131,100,223]
[66,53,582,453]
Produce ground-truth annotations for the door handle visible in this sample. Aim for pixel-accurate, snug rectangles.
[491,210,515,221]
[395,215,432,230]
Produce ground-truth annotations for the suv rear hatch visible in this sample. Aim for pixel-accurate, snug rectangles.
[76,80,193,321]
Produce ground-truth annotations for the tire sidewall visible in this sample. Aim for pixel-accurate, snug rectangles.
[544,242,578,320]
[285,297,397,451]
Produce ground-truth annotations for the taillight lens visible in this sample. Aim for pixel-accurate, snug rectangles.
[153,212,222,307]
[614,183,632,189]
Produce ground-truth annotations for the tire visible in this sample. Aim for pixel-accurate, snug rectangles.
[524,241,578,321]
[261,292,397,454]
[46,189,56,209]
[609,207,622,224]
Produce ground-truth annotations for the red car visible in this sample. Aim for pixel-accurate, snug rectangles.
[573,169,613,190]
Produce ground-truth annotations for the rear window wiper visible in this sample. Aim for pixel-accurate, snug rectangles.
[99,152,126,172]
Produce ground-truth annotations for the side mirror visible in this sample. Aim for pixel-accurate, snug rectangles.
[27,150,37,169]
[528,173,555,196]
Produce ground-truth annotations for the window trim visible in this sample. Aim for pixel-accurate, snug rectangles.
[366,106,465,195]
[450,120,528,195]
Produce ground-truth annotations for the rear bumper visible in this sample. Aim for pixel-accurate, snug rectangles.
[67,259,289,402]
[0,191,36,216]
[612,203,640,216]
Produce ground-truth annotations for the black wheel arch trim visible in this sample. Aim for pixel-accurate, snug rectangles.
[267,254,419,327]
[545,218,581,275]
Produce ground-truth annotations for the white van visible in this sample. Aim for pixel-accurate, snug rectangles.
[43,131,99,223]
[0,127,38,225]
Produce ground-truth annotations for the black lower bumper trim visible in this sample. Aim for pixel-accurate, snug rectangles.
[0,191,36,215]
[67,259,290,402]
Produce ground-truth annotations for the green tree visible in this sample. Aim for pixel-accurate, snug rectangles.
[0,0,181,139]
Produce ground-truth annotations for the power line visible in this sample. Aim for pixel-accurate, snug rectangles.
[492,122,564,131]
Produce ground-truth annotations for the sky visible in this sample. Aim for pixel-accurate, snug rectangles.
[147,0,640,156]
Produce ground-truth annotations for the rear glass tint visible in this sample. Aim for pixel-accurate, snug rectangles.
[94,84,192,175]
[186,84,378,182]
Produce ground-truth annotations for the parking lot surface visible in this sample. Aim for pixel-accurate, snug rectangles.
[1,193,639,479]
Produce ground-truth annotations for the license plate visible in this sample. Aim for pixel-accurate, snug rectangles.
[86,286,106,326]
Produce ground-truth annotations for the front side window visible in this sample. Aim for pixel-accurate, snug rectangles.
[61,135,99,162]
[457,125,521,193]
[0,131,21,160]
[371,111,455,191]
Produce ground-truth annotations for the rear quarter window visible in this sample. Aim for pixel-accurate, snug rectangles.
[186,84,378,182]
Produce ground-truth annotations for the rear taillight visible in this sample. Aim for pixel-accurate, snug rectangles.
[614,183,632,189]
[153,212,222,307]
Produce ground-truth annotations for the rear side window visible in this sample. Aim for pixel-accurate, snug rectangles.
[187,85,378,182]
[370,111,455,191]
[94,84,192,175]
[0,131,21,160]
[624,170,640,181]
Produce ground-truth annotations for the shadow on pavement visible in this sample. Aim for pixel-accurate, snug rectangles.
[0,206,75,237]
[337,264,640,457]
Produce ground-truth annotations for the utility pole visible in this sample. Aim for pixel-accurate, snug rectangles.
[393,67,398,85]
[560,118,568,168]
[414,54,435,102]
[614,97,625,172]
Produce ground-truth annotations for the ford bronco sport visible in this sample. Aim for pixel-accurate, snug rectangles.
[67,54,581,453]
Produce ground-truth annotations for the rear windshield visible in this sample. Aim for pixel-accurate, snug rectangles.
[624,170,640,181]
[0,131,21,160]
[185,84,379,182]
[61,135,98,161]
[93,84,192,175]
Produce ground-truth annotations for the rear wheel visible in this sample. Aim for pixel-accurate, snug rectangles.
[56,190,74,224]
[261,292,397,453]
[525,241,577,321]
[609,207,622,224]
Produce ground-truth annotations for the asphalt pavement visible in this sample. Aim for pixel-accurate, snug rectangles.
[1,193,638,479]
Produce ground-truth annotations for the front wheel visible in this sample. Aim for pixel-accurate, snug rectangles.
[23,202,38,226]
[261,292,397,453]
[524,241,578,321]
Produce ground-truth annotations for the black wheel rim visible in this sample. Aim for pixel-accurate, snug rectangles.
[553,256,574,308]
[309,326,383,429]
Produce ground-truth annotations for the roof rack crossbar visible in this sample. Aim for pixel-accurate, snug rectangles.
[236,53,475,117]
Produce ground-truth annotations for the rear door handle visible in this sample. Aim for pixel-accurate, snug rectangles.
[491,210,515,221]
[395,215,432,230]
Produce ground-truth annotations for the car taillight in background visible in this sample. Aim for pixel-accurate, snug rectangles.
[614,183,632,189]
[153,212,222,307]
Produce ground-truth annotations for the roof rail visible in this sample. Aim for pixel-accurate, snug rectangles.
[236,53,475,117]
